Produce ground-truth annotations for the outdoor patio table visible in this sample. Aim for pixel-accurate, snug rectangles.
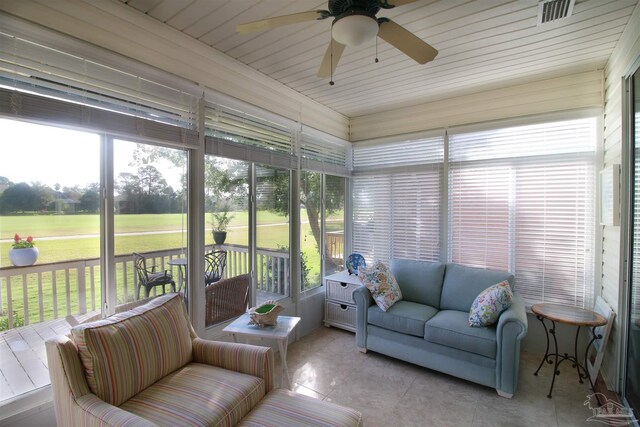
[168,257,188,300]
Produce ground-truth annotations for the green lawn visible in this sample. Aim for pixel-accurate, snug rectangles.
[0,211,344,329]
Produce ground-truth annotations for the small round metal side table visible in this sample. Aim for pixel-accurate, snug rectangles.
[531,303,607,402]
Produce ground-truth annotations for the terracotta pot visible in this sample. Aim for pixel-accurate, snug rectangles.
[9,247,39,266]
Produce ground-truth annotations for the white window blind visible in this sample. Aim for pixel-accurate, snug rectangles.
[0,31,199,147]
[0,31,198,133]
[204,102,297,169]
[300,127,351,177]
[448,117,597,308]
[353,135,444,171]
[352,135,444,263]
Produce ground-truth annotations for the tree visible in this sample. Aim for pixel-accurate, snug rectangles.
[0,182,43,213]
[79,183,100,212]
[205,158,246,230]
[264,169,343,272]
[115,165,180,214]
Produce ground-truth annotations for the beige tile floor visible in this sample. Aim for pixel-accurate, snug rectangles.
[282,327,608,427]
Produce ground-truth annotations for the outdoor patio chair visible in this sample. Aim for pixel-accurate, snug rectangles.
[206,274,249,326]
[204,250,227,286]
[133,252,176,299]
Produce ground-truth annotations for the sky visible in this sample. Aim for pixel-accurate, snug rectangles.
[0,118,182,189]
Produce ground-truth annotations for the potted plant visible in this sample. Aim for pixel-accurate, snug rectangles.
[211,204,234,245]
[9,233,39,266]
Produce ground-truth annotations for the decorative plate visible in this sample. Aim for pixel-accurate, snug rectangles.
[346,253,366,275]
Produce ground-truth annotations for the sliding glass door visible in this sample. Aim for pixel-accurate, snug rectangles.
[255,164,290,302]
[113,140,188,304]
[625,65,640,421]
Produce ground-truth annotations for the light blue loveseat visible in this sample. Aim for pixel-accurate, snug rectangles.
[353,259,528,398]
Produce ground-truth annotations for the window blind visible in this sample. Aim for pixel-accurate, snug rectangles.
[300,127,351,177]
[353,135,444,172]
[448,117,597,308]
[0,31,199,148]
[352,135,444,263]
[0,31,198,133]
[204,102,297,169]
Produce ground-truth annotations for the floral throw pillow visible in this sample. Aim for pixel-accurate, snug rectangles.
[468,280,513,327]
[358,261,402,312]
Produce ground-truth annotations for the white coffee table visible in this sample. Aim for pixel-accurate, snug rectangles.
[223,313,300,389]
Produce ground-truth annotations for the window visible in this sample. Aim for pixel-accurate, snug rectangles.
[299,128,349,290]
[256,165,290,302]
[352,116,597,308]
[0,119,100,402]
[352,134,444,263]
[324,175,345,277]
[301,171,322,290]
[113,140,188,303]
[299,172,345,291]
[204,156,249,326]
[448,117,597,307]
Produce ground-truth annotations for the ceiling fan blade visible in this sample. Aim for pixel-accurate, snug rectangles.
[237,10,328,34]
[377,19,438,64]
[381,0,420,7]
[317,39,346,78]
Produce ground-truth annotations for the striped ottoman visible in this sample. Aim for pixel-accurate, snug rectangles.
[239,389,363,427]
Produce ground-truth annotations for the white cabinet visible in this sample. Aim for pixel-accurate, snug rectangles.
[323,270,362,332]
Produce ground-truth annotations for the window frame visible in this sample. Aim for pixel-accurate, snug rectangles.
[352,109,601,309]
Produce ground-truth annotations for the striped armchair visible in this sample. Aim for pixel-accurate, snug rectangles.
[46,293,362,426]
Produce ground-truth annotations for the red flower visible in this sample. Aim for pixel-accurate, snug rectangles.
[14,233,20,242]
[26,236,33,243]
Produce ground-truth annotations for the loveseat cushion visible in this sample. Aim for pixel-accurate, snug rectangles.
[120,362,265,426]
[439,263,514,312]
[391,259,445,308]
[424,310,497,359]
[71,293,193,406]
[368,301,438,337]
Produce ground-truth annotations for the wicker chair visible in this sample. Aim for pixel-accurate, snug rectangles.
[206,274,249,326]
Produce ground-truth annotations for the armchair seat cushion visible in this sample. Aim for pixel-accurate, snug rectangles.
[368,301,438,337]
[71,294,193,406]
[121,362,266,426]
[424,310,497,359]
[238,389,363,427]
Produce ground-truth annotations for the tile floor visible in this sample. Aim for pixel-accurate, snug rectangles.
[282,326,609,427]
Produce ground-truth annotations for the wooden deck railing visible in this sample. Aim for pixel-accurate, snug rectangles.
[0,245,289,330]
[326,230,345,264]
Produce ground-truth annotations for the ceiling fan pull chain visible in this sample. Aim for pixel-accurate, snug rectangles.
[330,26,335,86]
[375,37,379,63]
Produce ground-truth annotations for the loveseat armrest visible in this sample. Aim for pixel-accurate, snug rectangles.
[192,338,275,392]
[75,394,157,426]
[353,286,374,350]
[495,293,528,397]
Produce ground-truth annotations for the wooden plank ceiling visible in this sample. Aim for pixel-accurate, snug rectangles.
[118,0,638,118]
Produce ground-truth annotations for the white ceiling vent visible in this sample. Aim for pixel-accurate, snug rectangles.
[537,0,575,25]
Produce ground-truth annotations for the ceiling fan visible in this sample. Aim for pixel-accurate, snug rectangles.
[237,0,438,81]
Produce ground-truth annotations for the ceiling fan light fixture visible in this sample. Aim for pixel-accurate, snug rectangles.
[332,14,378,46]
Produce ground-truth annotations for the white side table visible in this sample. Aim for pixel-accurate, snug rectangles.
[223,313,300,389]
